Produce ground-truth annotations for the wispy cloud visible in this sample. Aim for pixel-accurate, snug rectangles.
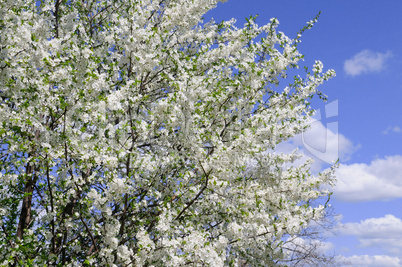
[333,155,402,202]
[339,215,402,258]
[276,119,357,173]
[344,50,392,76]
[383,126,402,135]
[340,254,401,267]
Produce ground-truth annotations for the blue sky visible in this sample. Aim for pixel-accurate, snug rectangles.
[207,1,402,266]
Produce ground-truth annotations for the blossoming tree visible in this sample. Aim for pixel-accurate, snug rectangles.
[0,0,336,265]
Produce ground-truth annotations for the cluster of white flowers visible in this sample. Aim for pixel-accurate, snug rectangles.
[0,0,336,265]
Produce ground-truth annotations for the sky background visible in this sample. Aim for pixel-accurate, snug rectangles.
[207,1,402,266]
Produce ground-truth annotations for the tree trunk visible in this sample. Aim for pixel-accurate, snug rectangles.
[16,163,36,240]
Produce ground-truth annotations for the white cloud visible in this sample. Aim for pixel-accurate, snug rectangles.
[294,119,357,163]
[341,255,401,267]
[333,155,402,202]
[277,119,357,173]
[344,50,392,76]
[340,215,402,257]
[383,126,402,135]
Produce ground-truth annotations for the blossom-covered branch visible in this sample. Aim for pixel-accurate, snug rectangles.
[0,0,336,266]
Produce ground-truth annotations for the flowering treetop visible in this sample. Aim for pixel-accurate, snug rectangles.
[0,0,335,266]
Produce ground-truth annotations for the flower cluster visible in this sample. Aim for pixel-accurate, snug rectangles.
[0,0,335,266]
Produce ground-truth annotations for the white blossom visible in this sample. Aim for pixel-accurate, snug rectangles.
[0,0,336,266]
